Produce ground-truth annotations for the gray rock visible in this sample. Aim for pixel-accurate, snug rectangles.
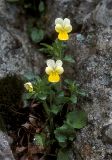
[0,0,44,78]
[0,0,6,15]
[44,0,100,37]
[93,0,112,26]
[75,0,100,25]
[0,132,15,160]
[0,116,15,160]
[103,125,112,144]
[84,0,112,27]
[67,15,112,160]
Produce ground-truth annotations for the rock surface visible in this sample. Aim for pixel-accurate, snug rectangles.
[0,0,44,78]
[67,1,112,159]
[72,27,112,159]
[0,116,15,160]
[0,131,15,160]
[44,0,100,36]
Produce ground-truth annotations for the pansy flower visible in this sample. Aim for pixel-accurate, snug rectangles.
[45,59,64,83]
[55,18,72,40]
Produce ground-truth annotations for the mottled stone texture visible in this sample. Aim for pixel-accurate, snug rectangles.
[70,27,112,160]
[0,115,15,160]
[44,0,100,36]
[0,132,15,160]
[0,0,43,78]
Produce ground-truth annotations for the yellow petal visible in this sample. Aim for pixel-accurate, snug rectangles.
[58,32,69,40]
[45,67,53,75]
[48,72,60,83]
[55,18,63,25]
[64,25,72,33]
[55,66,64,75]
[55,24,63,33]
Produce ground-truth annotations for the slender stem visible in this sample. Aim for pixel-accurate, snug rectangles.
[49,85,54,132]
[50,88,52,108]
[43,101,49,116]
[59,41,63,59]
[59,78,62,90]
[43,98,53,133]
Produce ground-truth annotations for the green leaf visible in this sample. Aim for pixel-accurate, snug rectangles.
[38,93,47,100]
[38,1,45,13]
[50,105,62,115]
[55,134,67,143]
[23,92,35,100]
[40,43,54,56]
[66,109,87,129]
[63,55,75,63]
[64,79,74,85]
[78,90,88,97]
[70,95,77,104]
[57,148,71,160]
[54,124,75,146]
[34,133,46,147]
[55,95,69,105]
[40,43,53,51]
[58,91,65,97]
[40,39,66,58]
[23,72,37,81]
[31,28,44,43]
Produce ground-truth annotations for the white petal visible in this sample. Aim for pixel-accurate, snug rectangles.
[24,82,32,88]
[46,59,55,68]
[63,18,70,26]
[55,18,63,25]
[24,82,33,92]
[64,25,72,33]
[56,60,63,67]
[55,66,64,75]
[45,67,53,75]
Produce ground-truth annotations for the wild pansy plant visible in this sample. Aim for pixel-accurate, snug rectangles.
[24,18,87,160]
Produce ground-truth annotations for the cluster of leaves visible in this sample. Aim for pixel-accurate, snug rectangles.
[23,75,49,101]
[7,0,45,43]
[40,40,75,63]
[23,70,87,159]
[27,20,45,43]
